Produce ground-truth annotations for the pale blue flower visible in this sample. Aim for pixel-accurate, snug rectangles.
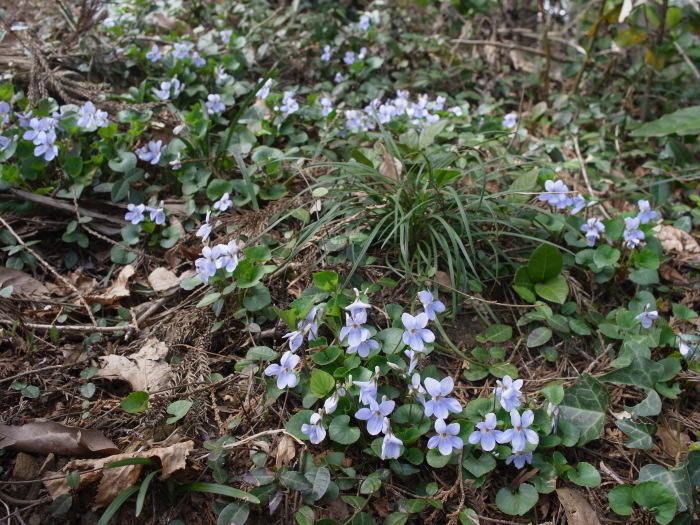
[417,290,445,321]
[405,350,419,375]
[217,240,239,273]
[324,386,345,414]
[265,351,300,389]
[448,106,463,117]
[213,192,233,212]
[358,15,371,31]
[125,203,146,225]
[301,412,326,444]
[468,413,504,451]
[424,376,462,419]
[623,216,645,249]
[135,140,164,165]
[0,101,10,125]
[334,72,345,83]
[355,397,395,435]
[345,291,371,323]
[347,338,379,358]
[570,195,587,214]
[215,65,231,85]
[434,96,446,111]
[637,200,658,224]
[343,51,356,65]
[320,96,333,117]
[381,424,402,460]
[320,45,332,62]
[538,179,571,209]
[280,91,299,115]
[191,51,206,67]
[0,136,12,152]
[353,369,379,405]
[401,312,435,352]
[580,217,605,247]
[500,409,539,451]
[147,201,166,225]
[256,78,272,99]
[495,375,523,412]
[196,211,212,240]
[506,450,533,469]
[77,101,109,131]
[206,94,225,115]
[357,47,367,60]
[172,42,191,60]
[502,112,517,129]
[195,244,222,282]
[635,304,658,329]
[340,313,370,347]
[146,44,162,62]
[220,29,233,44]
[16,110,32,128]
[428,419,464,456]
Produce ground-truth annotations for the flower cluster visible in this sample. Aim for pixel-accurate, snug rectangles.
[23,115,61,162]
[124,202,166,226]
[154,77,184,101]
[77,101,109,132]
[538,179,587,213]
[194,240,240,283]
[135,140,166,165]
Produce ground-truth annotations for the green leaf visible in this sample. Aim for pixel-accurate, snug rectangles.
[528,244,563,282]
[64,156,83,177]
[638,463,693,512]
[567,462,601,487]
[285,410,315,441]
[633,481,677,524]
[631,105,700,137]
[615,419,657,449]
[242,284,271,311]
[627,390,662,417]
[106,458,157,468]
[244,246,272,262]
[486,324,512,343]
[176,482,259,504]
[295,505,314,525]
[312,271,339,292]
[426,447,451,468]
[351,512,375,525]
[593,244,621,267]
[527,327,552,348]
[136,470,161,517]
[599,356,665,389]
[671,303,697,322]
[495,483,538,516]
[608,485,635,516]
[540,380,565,405]
[166,400,193,424]
[51,493,73,516]
[218,502,250,525]
[463,451,497,478]
[66,471,81,490]
[558,374,610,446]
[197,292,222,308]
[629,267,659,285]
[384,512,408,525]
[304,466,331,502]
[634,250,660,270]
[329,415,360,444]
[246,346,278,361]
[120,391,149,413]
[96,485,140,525]
[360,474,382,494]
[535,275,569,304]
[108,151,137,173]
[310,369,335,398]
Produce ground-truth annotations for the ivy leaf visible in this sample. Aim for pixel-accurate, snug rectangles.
[638,463,693,512]
[615,419,657,450]
[495,483,538,516]
[599,356,665,389]
[558,374,609,446]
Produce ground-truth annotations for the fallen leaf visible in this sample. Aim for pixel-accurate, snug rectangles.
[274,434,296,469]
[65,269,97,294]
[556,487,602,525]
[87,264,135,305]
[0,267,49,299]
[654,224,700,263]
[0,421,120,456]
[655,426,691,459]
[44,441,194,509]
[148,267,180,294]
[95,337,173,392]
[378,146,403,182]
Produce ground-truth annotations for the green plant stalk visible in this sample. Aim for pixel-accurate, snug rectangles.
[571,0,608,96]
[96,485,140,525]
[135,469,162,517]
[232,150,258,211]
[641,0,669,121]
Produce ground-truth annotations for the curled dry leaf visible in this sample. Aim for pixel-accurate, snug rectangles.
[0,267,49,299]
[44,440,194,510]
[87,264,135,305]
[378,146,403,182]
[653,224,700,264]
[95,337,173,393]
[556,487,602,525]
[147,267,180,294]
[274,434,296,469]
[0,421,120,456]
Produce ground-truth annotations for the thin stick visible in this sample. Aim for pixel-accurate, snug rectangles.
[220,428,304,450]
[451,39,575,63]
[0,364,67,385]
[673,41,700,80]
[0,216,97,326]
[0,319,129,333]
[572,133,611,219]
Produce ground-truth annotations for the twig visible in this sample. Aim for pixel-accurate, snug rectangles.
[451,39,575,63]
[0,364,68,385]
[571,133,611,219]
[0,216,97,326]
[220,428,304,450]
[0,319,130,333]
[673,41,700,80]
[9,189,127,226]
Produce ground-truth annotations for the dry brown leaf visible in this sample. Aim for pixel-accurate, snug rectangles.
[0,421,120,456]
[556,487,602,525]
[95,337,173,392]
[654,224,700,263]
[655,426,691,459]
[44,441,194,509]
[378,147,403,182]
[0,267,49,298]
[87,264,135,305]
[147,267,180,294]
[65,269,97,294]
[274,434,297,469]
